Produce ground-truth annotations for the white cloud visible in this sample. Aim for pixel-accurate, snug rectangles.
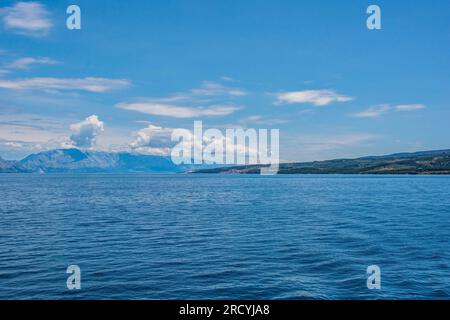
[0,2,52,37]
[276,89,354,106]
[394,104,426,111]
[0,138,42,157]
[69,115,104,148]
[130,124,176,155]
[117,101,239,118]
[131,125,174,149]
[0,77,130,93]
[238,115,288,126]
[1,141,23,148]
[352,105,391,118]
[130,123,262,162]
[191,81,247,97]
[117,80,246,118]
[6,57,59,70]
[0,113,131,156]
[149,95,190,103]
[352,104,426,118]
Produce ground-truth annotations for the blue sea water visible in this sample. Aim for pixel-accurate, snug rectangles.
[0,174,449,300]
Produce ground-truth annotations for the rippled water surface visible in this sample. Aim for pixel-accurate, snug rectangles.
[1,174,449,299]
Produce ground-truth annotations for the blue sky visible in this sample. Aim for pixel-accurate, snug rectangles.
[0,0,449,161]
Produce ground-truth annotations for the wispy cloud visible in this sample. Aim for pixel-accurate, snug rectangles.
[117,101,240,118]
[191,81,247,97]
[352,104,426,118]
[0,2,52,37]
[394,104,426,112]
[238,115,289,126]
[276,89,354,106]
[351,105,391,118]
[147,95,190,103]
[220,76,234,82]
[0,140,23,149]
[117,80,246,118]
[0,113,69,146]
[0,77,130,93]
[6,57,59,70]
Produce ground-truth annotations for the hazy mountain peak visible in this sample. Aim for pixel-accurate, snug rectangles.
[2,148,181,173]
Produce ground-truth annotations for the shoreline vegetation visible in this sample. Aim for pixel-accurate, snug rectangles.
[1,148,450,174]
[193,149,450,175]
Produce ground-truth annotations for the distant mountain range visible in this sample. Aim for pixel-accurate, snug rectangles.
[0,155,17,172]
[2,148,450,174]
[194,149,450,175]
[0,148,187,173]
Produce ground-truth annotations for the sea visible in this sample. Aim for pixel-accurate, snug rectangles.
[0,174,449,299]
